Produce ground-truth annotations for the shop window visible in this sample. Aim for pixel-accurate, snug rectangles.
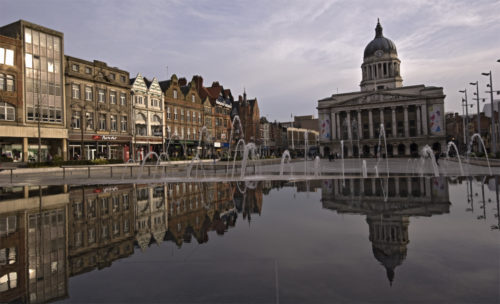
[0,102,15,121]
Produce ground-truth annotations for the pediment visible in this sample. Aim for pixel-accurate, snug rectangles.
[339,91,423,107]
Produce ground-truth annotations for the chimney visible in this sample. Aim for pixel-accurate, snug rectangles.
[179,77,187,86]
[193,75,203,89]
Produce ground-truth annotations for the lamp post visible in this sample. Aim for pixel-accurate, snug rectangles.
[482,71,496,154]
[470,81,482,153]
[459,89,470,153]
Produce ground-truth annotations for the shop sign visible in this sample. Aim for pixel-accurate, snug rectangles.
[92,135,118,141]
[214,142,221,148]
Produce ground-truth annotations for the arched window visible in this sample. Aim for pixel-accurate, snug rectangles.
[0,102,15,121]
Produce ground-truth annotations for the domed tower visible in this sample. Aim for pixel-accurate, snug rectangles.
[360,19,402,92]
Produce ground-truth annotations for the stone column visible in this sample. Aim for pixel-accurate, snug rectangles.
[62,138,68,161]
[404,105,410,138]
[421,104,428,135]
[330,112,336,140]
[416,106,421,136]
[22,137,29,162]
[391,107,397,138]
[347,111,352,140]
[357,110,363,139]
[336,112,341,140]
[369,110,374,139]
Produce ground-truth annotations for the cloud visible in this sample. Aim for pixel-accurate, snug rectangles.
[1,0,500,121]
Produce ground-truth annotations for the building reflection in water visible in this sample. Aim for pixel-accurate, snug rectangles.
[0,181,267,303]
[321,177,451,285]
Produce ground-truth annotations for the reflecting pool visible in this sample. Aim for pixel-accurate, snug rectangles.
[0,176,499,303]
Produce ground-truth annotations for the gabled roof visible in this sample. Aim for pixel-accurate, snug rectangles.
[158,80,171,92]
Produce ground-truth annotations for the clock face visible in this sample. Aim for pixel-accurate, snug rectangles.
[375,50,384,57]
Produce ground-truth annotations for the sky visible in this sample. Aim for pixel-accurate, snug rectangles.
[2,0,500,122]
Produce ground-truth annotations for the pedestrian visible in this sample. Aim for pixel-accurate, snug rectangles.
[434,151,440,166]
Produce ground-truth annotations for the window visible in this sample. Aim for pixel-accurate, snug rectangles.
[72,84,80,99]
[85,86,93,101]
[191,94,195,102]
[47,60,54,72]
[5,75,14,92]
[121,116,127,131]
[120,75,126,82]
[110,91,116,104]
[0,48,14,66]
[86,112,94,130]
[167,106,171,119]
[135,95,143,105]
[173,90,177,99]
[174,108,178,120]
[0,102,15,121]
[25,53,32,68]
[109,73,115,80]
[110,115,117,131]
[99,113,106,130]
[0,247,16,265]
[72,111,81,129]
[120,93,126,105]
[181,109,184,121]
[98,89,105,102]
[85,67,92,74]
[186,110,190,122]
[0,74,4,90]
[193,111,196,122]
[72,64,79,72]
[198,112,201,123]
[0,272,17,291]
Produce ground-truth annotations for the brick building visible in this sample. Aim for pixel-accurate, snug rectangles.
[65,56,132,160]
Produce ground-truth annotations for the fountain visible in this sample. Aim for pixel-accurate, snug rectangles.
[231,139,247,178]
[375,123,389,177]
[280,150,292,176]
[467,133,492,176]
[421,145,440,177]
[137,151,159,180]
[187,126,211,178]
[362,160,368,178]
[240,143,257,178]
[227,115,245,173]
[445,141,465,176]
[314,156,321,177]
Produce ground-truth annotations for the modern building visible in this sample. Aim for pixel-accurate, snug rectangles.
[65,56,132,161]
[317,20,446,158]
[0,20,68,162]
[130,74,164,160]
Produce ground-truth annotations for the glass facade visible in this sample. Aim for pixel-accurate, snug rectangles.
[24,27,63,124]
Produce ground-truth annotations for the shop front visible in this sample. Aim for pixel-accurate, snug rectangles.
[133,137,164,161]
[68,134,131,161]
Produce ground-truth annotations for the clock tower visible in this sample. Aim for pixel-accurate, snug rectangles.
[360,19,403,92]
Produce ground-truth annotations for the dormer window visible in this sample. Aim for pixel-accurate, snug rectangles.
[191,94,195,102]
[72,64,79,72]
[173,90,177,99]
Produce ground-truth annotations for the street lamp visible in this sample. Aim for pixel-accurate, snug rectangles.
[469,81,482,152]
[482,71,496,154]
[459,89,470,153]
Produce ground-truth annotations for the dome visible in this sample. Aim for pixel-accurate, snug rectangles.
[363,19,397,59]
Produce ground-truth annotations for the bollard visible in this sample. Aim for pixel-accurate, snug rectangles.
[130,166,133,177]
[110,166,113,178]
[10,169,13,183]
[88,166,91,178]
[148,166,151,177]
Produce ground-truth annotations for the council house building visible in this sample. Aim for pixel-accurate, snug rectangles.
[317,20,446,158]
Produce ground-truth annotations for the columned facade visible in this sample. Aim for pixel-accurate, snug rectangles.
[318,20,446,157]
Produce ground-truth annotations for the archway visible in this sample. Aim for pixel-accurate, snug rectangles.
[353,145,359,157]
[386,144,393,157]
[324,147,330,158]
[363,145,370,157]
[410,143,418,156]
[398,144,405,156]
[432,142,441,153]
